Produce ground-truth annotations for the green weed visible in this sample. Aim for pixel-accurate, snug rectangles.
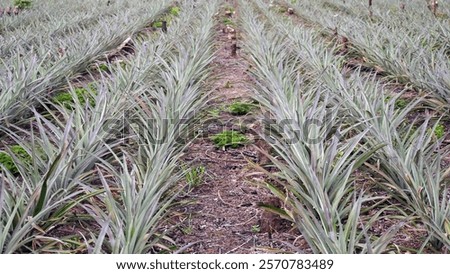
[228,102,253,115]
[169,6,180,16]
[433,123,446,139]
[97,63,110,72]
[251,224,261,233]
[185,166,206,188]
[14,0,32,9]
[223,17,235,26]
[385,96,408,110]
[152,21,163,28]
[52,85,97,108]
[395,98,408,109]
[211,130,249,148]
[0,145,32,174]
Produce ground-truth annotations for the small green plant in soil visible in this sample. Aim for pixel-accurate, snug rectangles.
[14,0,32,9]
[251,224,261,233]
[152,6,179,29]
[431,123,446,139]
[97,63,110,72]
[423,123,446,140]
[228,102,253,115]
[52,85,97,108]
[169,6,180,16]
[0,145,32,174]
[185,166,206,189]
[180,214,194,235]
[222,17,235,26]
[211,130,249,149]
[395,98,408,109]
[385,96,408,110]
[152,21,163,28]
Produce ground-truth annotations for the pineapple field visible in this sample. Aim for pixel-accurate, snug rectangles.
[0,0,449,254]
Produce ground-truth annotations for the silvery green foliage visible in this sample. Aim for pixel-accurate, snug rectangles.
[243,0,449,252]
[286,0,450,109]
[0,0,171,125]
[0,0,219,254]
[240,0,399,254]
[284,0,450,251]
[82,0,219,254]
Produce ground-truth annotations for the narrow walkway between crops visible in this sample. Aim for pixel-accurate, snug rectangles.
[167,1,302,254]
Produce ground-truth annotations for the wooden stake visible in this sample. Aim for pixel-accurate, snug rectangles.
[231,0,241,58]
[162,21,167,33]
[432,1,437,16]
[231,43,240,57]
[341,36,348,54]
[427,0,438,15]
[231,43,237,57]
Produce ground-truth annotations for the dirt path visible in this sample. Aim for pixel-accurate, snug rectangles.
[168,1,304,254]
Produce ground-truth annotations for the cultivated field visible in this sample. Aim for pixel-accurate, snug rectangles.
[0,0,449,254]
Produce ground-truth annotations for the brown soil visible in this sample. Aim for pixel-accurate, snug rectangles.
[165,3,306,254]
